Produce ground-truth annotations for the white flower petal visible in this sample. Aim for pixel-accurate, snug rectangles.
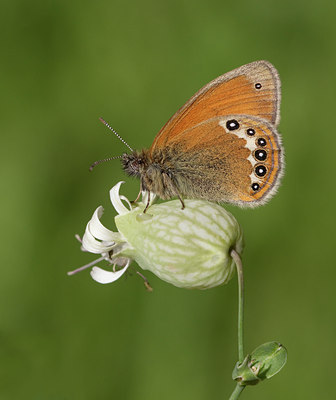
[89,206,118,241]
[110,182,132,215]
[119,195,132,210]
[90,260,130,284]
[82,221,115,254]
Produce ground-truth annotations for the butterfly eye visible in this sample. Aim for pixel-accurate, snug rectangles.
[255,165,267,177]
[226,119,240,131]
[131,160,139,170]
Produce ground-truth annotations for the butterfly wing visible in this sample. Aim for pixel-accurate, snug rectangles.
[150,60,281,152]
[148,61,283,206]
[154,115,283,206]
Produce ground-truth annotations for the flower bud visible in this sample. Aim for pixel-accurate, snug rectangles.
[232,342,287,385]
[249,342,287,380]
[71,182,244,289]
[116,199,243,289]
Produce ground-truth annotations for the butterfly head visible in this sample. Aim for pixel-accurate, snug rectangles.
[121,151,148,178]
[122,150,172,198]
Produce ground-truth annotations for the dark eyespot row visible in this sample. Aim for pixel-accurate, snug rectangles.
[225,120,269,192]
[251,141,268,191]
[255,83,262,89]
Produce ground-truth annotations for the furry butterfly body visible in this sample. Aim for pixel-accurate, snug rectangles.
[122,60,284,208]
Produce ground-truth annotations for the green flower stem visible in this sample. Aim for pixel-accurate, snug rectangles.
[229,383,245,400]
[228,249,245,400]
[231,249,244,363]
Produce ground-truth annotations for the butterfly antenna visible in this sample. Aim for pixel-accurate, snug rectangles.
[99,117,133,152]
[89,156,122,171]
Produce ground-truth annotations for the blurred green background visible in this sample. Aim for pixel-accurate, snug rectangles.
[1,0,335,398]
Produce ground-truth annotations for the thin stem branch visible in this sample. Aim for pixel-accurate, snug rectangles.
[228,249,245,400]
[67,256,106,276]
[231,249,244,363]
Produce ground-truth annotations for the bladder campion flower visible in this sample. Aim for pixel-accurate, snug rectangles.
[69,181,244,289]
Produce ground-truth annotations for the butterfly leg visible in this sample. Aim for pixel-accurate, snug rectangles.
[163,173,185,210]
[177,193,185,210]
[131,186,142,204]
[143,191,151,213]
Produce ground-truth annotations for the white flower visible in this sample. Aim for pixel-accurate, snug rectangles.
[68,182,244,289]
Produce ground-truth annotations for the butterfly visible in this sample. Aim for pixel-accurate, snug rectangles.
[99,61,284,211]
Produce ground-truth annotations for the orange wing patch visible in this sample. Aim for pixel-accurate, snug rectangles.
[151,61,280,152]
